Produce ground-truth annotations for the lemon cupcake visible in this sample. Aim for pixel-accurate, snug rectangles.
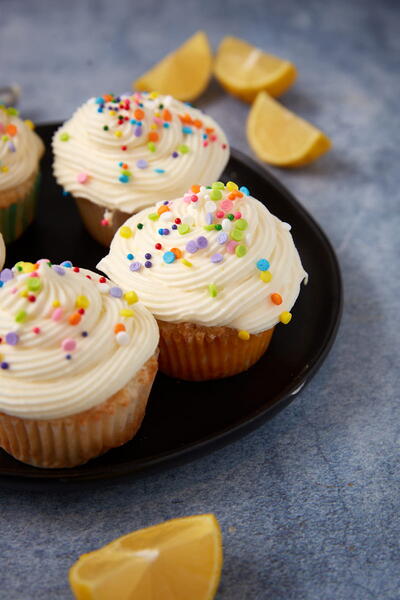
[0,259,159,468]
[52,92,229,246]
[98,181,307,381]
[0,106,44,243]
[0,234,4,270]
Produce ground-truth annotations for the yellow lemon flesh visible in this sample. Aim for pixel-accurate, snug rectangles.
[214,36,297,102]
[69,514,223,600]
[134,31,212,102]
[247,92,332,167]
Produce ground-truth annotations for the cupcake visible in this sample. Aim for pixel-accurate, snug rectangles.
[0,259,159,468]
[0,234,4,270]
[52,92,229,246]
[0,106,44,243]
[98,181,307,381]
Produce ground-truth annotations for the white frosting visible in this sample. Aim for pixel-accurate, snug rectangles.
[0,234,4,270]
[0,107,44,192]
[0,260,159,419]
[52,92,229,216]
[98,184,307,334]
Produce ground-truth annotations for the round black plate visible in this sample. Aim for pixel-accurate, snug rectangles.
[0,123,342,482]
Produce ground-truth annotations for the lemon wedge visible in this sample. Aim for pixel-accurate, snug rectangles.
[134,31,212,102]
[247,91,331,167]
[69,514,223,600]
[214,36,297,102]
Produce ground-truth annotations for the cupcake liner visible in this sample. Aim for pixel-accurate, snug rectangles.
[0,353,158,468]
[0,171,40,243]
[75,196,131,246]
[157,320,274,381]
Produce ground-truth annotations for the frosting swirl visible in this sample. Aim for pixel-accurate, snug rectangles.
[0,260,159,419]
[98,182,307,334]
[52,92,229,217]
[0,106,44,192]
[0,234,4,270]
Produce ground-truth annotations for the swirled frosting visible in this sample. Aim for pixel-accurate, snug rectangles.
[0,234,4,270]
[98,182,307,334]
[52,92,229,219]
[0,260,159,419]
[0,106,44,193]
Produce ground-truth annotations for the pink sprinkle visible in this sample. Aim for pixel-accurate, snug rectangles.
[226,240,239,254]
[153,117,163,125]
[52,308,63,321]
[183,194,192,204]
[11,287,17,294]
[77,173,89,184]
[216,210,225,219]
[203,141,208,147]
[210,135,217,142]
[191,195,198,203]
[29,272,39,278]
[220,200,233,212]
[0,123,4,134]
[101,219,109,227]
[234,211,242,219]
[33,327,40,334]
[62,338,76,352]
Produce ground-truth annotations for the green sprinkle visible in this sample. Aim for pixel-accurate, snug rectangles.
[214,224,222,231]
[137,223,143,230]
[178,144,189,154]
[15,310,27,323]
[148,142,156,152]
[208,284,218,298]
[1,135,8,142]
[178,224,190,235]
[27,278,42,292]
[103,125,109,131]
[121,169,132,176]
[210,189,222,201]
[235,218,248,231]
[148,213,160,221]
[235,244,248,257]
[227,213,234,221]
[203,225,215,231]
[15,261,24,272]
[59,132,70,142]
[211,181,225,190]
[231,229,244,242]
[7,107,19,116]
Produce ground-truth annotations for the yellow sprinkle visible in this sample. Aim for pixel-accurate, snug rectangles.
[76,295,90,309]
[52,300,60,308]
[149,91,159,99]
[150,123,157,130]
[109,110,116,116]
[22,262,35,273]
[124,291,138,305]
[20,289,28,298]
[260,271,272,283]
[226,181,238,191]
[119,226,132,239]
[181,259,193,267]
[114,130,122,138]
[24,119,35,130]
[238,330,250,341]
[154,111,161,118]
[280,311,292,325]
[1,166,9,172]
[120,308,135,318]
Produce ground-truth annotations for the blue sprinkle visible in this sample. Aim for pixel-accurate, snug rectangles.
[118,161,123,166]
[182,126,193,134]
[119,174,129,183]
[154,168,165,174]
[97,107,103,113]
[0,282,3,288]
[62,190,70,197]
[61,261,73,268]
[240,186,250,196]
[172,224,177,230]
[163,123,170,128]
[95,97,104,104]
[158,228,164,235]
[130,119,137,125]
[163,251,176,264]
[202,134,208,139]
[127,253,134,260]
[256,258,270,271]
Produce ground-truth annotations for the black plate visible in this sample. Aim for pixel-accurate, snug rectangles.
[0,123,342,483]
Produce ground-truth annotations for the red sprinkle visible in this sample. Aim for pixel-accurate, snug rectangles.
[33,327,40,334]
[155,243,162,250]
[28,295,36,303]
[175,218,181,224]
[73,267,80,273]
[99,277,106,283]
[78,308,85,315]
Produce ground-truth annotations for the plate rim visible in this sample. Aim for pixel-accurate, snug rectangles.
[0,127,343,483]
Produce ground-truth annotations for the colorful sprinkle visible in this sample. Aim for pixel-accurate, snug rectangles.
[208,284,218,298]
[124,291,138,304]
[271,293,283,305]
[256,259,270,271]
[163,251,176,264]
[280,311,292,324]
[238,330,250,341]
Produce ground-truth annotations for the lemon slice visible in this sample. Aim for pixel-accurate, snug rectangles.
[214,36,297,102]
[134,32,212,102]
[69,514,223,600]
[247,91,331,167]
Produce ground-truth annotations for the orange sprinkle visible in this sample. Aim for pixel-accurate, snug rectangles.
[179,113,194,125]
[122,163,128,169]
[114,323,126,334]
[162,108,172,121]
[171,247,183,259]
[69,313,81,326]
[134,108,145,120]
[148,131,159,142]
[205,127,215,134]
[271,293,283,305]
[228,193,236,201]
[236,191,244,198]
[157,205,170,215]
[6,124,17,136]
[103,94,113,102]
[191,185,201,193]
[193,119,203,129]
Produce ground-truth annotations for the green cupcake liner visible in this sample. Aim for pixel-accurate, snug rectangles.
[0,173,41,244]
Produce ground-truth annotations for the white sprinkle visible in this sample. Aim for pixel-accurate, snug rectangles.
[205,201,216,213]
[281,222,292,231]
[159,211,172,221]
[116,331,130,346]
[98,283,109,293]
[222,218,232,232]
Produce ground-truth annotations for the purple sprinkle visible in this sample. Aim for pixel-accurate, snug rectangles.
[211,253,223,264]
[205,213,213,225]
[136,159,148,169]
[163,201,169,205]
[81,331,88,337]
[5,332,19,346]
[171,224,177,230]
[197,236,208,249]
[0,269,14,283]
[217,232,228,244]
[110,286,123,298]
[163,228,170,235]
[145,253,152,259]
[1,362,9,370]
[8,142,16,152]
[145,261,152,268]
[134,126,142,137]
[172,152,179,158]
[186,240,198,253]
[52,265,65,276]
[130,262,142,272]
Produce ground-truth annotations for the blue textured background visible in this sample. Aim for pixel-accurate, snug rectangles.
[1,0,399,598]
